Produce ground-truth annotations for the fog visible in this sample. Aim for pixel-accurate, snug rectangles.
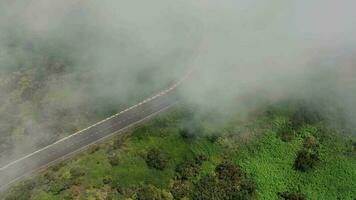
[0,0,355,165]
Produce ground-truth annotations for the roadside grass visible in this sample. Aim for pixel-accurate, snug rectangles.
[3,106,355,200]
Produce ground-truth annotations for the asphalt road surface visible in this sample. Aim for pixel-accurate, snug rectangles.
[0,88,179,192]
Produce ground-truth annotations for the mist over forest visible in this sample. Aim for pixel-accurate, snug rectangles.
[0,0,356,166]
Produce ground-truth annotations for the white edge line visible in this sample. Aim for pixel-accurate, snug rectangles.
[0,83,181,170]
[0,68,190,170]
[0,102,177,192]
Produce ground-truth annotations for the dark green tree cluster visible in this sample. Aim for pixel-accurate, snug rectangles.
[294,136,320,172]
[145,148,169,170]
[175,155,207,180]
[192,161,256,200]
[170,160,256,200]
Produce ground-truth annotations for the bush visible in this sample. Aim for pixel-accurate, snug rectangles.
[238,180,257,199]
[112,137,124,150]
[145,148,169,170]
[48,180,71,194]
[136,184,173,200]
[207,133,220,143]
[215,161,243,183]
[193,175,225,200]
[278,191,307,200]
[303,136,319,150]
[4,179,38,200]
[88,145,100,154]
[103,176,113,185]
[170,180,193,199]
[108,154,120,166]
[69,167,85,178]
[175,155,207,180]
[294,149,319,171]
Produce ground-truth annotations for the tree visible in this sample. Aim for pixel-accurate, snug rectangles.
[294,149,319,171]
[145,148,169,170]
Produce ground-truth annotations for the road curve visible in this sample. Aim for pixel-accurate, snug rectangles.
[0,84,181,192]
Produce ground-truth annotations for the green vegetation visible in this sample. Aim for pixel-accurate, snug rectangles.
[1,104,355,200]
[0,33,182,163]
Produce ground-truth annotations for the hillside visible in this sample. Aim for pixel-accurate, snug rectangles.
[1,104,355,200]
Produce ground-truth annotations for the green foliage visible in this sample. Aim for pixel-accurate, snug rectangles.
[191,161,256,200]
[175,155,207,180]
[108,153,120,166]
[278,191,307,200]
[170,180,193,199]
[3,180,37,200]
[69,166,85,178]
[48,180,71,195]
[2,106,355,200]
[303,136,319,150]
[294,136,320,172]
[215,161,243,182]
[145,148,169,170]
[136,184,173,200]
[193,175,225,200]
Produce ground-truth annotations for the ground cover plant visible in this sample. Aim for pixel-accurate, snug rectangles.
[1,103,355,200]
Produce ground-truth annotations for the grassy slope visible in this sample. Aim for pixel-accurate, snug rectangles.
[2,106,355,200]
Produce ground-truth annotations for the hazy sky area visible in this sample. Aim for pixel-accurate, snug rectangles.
[0,0,355,164]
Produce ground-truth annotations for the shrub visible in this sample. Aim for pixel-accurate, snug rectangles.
[303,136,319,150]
[193,175,225,200]
[112,137,124,150]
[294,149,319,171]
[175,155,207,180]
[238,180,257,199]
[215,161,243,183]
[48,180,71,194]
[70,167,85,178]
[88,145,100,154]
[175,160,200,180]
[103,176,113,185]
[4,179,38,200]
[108,154,120,166]
[145,148,169,170]
[207,133,220,143]
[170,180,193,199]
[278,191,307,200]
[136,184,173,200]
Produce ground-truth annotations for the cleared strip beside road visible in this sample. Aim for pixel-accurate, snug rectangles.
[0,84,180,192]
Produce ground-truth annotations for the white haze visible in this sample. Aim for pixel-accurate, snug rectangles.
[0,0,355,165]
